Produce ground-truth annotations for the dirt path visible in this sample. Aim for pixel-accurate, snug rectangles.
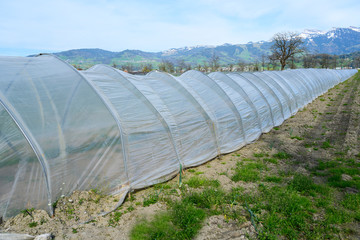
[1,73,359,240]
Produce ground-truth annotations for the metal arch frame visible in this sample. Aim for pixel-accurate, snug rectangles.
[0,94,53,216]
[36,54,131,193]
[253,71,293,118]
[244,72,285,122]
[281,70,314,102]
[292,70,320,98]
[87,65,183,169]
[208,72,263,135]
[229,72,276,128]
[146,71,222,160]
[262,71,300,112]
[179,70,247,146]
[272,71,307,108]
[295,69,325,96]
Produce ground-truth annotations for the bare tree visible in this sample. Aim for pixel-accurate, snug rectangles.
[158,60,174,73]
[176,59,186,73]
[141,63,153,73]
[253,60,259,71]
[261,55,267,71]
[121,63,134,72]
[303,54,317,68]
[269,32,305,70]
[237,60,246,72]
[319,54,331,68]
[209,53,220,72]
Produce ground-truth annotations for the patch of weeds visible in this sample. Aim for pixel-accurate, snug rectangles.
[78,198,84,205]
[187,169,195,173]
[143,190,162,207]
[40,217,47,225]
[184,176,220,188]
[253,152,269,158]
[315,160,340,170]
[231,162,266,182]
[183,188,225,212]
[325,206,353,224]
[91,188,99,194]
[127,206,135,212]
[264,176,282,183]
[52,200,59,210]
[154,183,172,190]
[258,186,316,239]
[273,151,291,159]
[319,98,325,101]
[72,228,78,233]
[273,127,280,130]
[341,193,360,211]
[29,221,38,228]
[321,140,333,149]
[66,207,75,215]
[263,158,278,164]
[327,174,354,189]
[289,174,330,197]
[20,208,35,218]
[345,158,360,168]
[335,151,345,156]
[130,213,174,239]
[290,136,304,140]
[131,199,206,240]
[289,174,315,194]
[329,166,360,176]
[94,196,101,204]
[304,142,317,148]
[108,211,123,227]
[195,171,204,175]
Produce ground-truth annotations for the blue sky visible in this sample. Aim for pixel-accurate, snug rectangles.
[1,0,359,56]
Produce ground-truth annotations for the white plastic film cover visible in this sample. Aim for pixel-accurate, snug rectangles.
[0,54,357,219]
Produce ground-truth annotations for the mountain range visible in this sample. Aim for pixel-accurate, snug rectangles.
[54,26,360,68]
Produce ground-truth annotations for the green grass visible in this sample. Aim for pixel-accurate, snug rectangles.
[321,140,334,149]
[263,158,278,164]
[264,176,282,183]
[184,176,220,188]
[290,136,304,140]
[253,152,269,158]
[273,151,292,159]
[28,222,38,228]
[231,161,267,182]
[143,191,161,207]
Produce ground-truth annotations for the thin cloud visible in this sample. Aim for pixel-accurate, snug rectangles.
[0,0,359,55]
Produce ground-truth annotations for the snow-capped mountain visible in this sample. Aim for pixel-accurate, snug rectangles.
[300,26,360,54]
[54,26,360,66]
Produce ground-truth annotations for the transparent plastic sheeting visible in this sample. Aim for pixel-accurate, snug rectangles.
[0,55,357,219]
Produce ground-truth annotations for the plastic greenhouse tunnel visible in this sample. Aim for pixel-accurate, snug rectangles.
[0,54,357,220]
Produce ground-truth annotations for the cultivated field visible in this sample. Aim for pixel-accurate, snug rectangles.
[1,72,359,240]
